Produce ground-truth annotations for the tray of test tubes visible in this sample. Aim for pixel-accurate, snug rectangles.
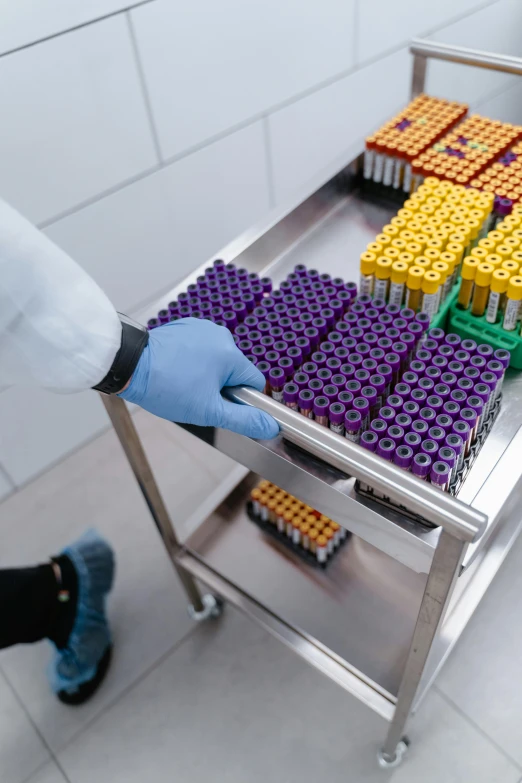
[248,481,348,568]
[148,256,507,530]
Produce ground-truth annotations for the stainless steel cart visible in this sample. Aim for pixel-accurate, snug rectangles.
[102,41,522,767]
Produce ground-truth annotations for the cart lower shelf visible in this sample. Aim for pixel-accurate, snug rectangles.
[185,475,426,699]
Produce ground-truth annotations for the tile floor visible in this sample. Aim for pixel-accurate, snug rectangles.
[1,406,522,783]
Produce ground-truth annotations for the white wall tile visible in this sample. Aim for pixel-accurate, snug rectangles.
[356,0,488,64]
[426,0,522,107]
[0,16,157,225]
[46,121,270,314]
[0,467,13,502]
[0,387,109,486]
[475,79,522,126]
[0,1,147,54]
[131,0,357,160]
[269,48,411,205]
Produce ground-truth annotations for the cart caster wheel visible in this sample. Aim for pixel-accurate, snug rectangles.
[377,738,410,769]
[187,593,224,622]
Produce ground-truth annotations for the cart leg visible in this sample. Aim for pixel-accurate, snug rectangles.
[100,394,220,618]
[378,530,466,768]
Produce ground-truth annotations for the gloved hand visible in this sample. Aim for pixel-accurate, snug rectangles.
[119,318,279,439]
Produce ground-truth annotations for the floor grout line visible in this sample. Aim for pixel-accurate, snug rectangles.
[54,621,203,755]
[0,668,73,783]
[434,685,522,773]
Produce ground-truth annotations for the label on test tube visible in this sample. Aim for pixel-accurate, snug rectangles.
[431,461,451,492]
[313,396,330,427]
[329,402,346,435]
[298,389,314,418]
[344,410,362,442]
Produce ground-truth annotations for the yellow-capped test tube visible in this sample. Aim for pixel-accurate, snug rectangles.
[374,257,392,300]
[421,270,441,321]
[503,276,522,331]
[471,262,494,317]
[486,269,510,324]
[359,251,376,296]
[405,266,425,311]
[458,257,479,310]
[389,261,408,307]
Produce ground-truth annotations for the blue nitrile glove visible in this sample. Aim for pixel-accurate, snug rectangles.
[119,318,279,439]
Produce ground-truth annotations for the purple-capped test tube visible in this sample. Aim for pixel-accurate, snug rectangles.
[405,431,421,454]
[395,413,412,433]
[329,402,346,435]
[446,433,464,472]
[314,396,330,427]
[380,406,396,426]
[403,400,420,419]
[269,367,285,401]
[431,461,451,492]
[439,446,457,484]
[360,431,379,452]
[412,452,432,480]
[388,425,404,446]
[345,410,363,443]
[298,389,314,418]
[394,444,413,470]
[283,382,299,410]
[371,418,388,438]
[377,437,395,462]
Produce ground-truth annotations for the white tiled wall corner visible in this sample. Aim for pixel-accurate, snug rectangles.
[268,48,411,205]
[0,387,109,487]
[131,0,357,160]
[46,121,270,315]
[0,0,148,54]
[356,0,491,65]
[426,0,522,107]
[0,15,157,226]
[0,466,14,503]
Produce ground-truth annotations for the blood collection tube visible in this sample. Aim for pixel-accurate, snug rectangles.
[471,263,494,317]
[446,433,464,474]
[298,389,314,418]
[431,461,451,492]
[387,394,404,417]
[405,266,424,311]
[379,406,396,427]
[370,418,388,438]
[486,269,510,324]
[421,271,441,322]
[412,452,432,480]
[503,276,522,331]
[396,413,412,433]
[329,402,346,435]
[389,261,408,307]
[338,389,354,408]
[360,431,379,452]
[486,359,506,401]
[404,431,421,454]
[453,419,472,458]
[377,437,395,462]
[374,257,392,301]
[458,257,479,310]
[344,410,363,443]
[268,367,285,402]
[283,382,299,411]
[403,400,420,419]
[387,425,404,446]
[394,444,413,471]
[313,396,329,427]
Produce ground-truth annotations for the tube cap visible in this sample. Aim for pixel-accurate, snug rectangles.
[407,265,425,291]
[507,276,522,301]
[461,257,479,281]
[391,261,408,284]
[491,269,510,294]
[432,261,449,283]
[421,270,441,295]
[375,257,393,280]
[475,262,494,287]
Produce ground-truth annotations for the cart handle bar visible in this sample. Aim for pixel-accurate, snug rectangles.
[409,39,522,100]
[410,39,522,76]
[223,386,487,543]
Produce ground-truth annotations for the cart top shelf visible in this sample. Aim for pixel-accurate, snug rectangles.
[136,163,522,574]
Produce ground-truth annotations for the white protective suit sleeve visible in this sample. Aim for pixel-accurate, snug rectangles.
[0,199,122,392]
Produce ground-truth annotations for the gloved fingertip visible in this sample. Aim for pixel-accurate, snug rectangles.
[253,411,280,440]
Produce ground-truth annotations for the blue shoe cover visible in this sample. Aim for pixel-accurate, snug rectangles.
[47,529,115,695]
